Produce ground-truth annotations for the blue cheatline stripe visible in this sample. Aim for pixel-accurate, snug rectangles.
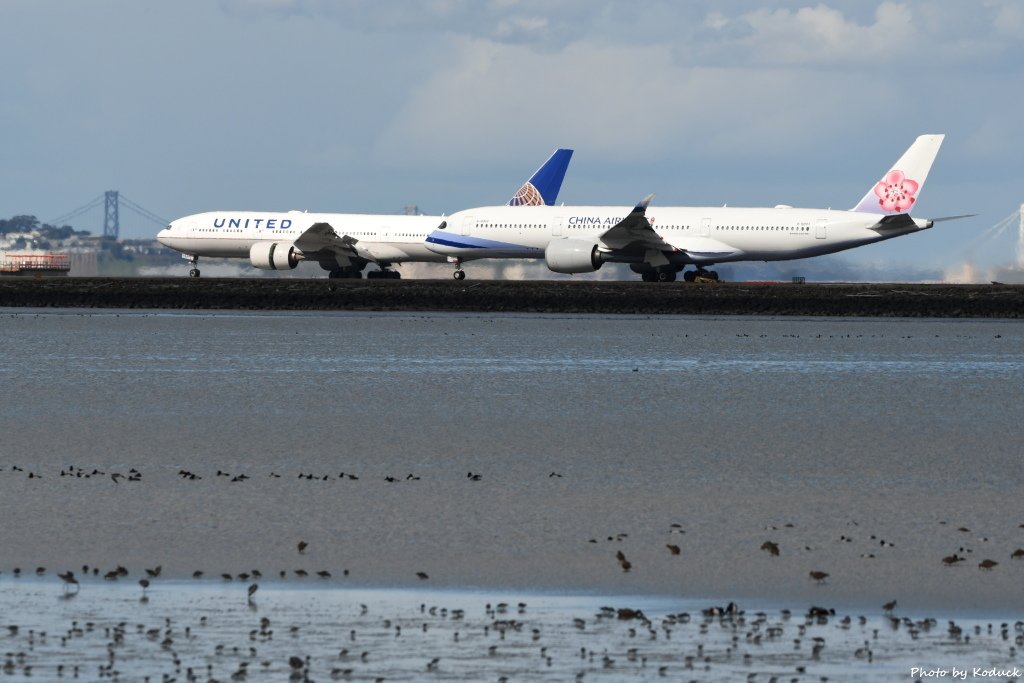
[425,231,532,251]
[425,235,487,249]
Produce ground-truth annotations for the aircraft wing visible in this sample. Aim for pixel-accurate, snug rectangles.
[293,222,359,255]
[597,194,674,252]
[597,195,741,263]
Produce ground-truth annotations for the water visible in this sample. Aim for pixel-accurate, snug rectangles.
[1,311,1022,608]
[1,579,1020,682]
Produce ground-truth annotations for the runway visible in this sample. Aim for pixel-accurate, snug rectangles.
[1,278,1022,316]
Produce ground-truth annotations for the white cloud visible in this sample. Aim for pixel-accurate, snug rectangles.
[372,34,900,169]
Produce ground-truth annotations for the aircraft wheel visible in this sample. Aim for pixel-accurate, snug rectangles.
[390,271,402,280]
[708,270,720,281]
[189,269,200,278]
[683,270,696,282]
[641,272,654,282]
[453,270,466,281]
[657,271,676,282]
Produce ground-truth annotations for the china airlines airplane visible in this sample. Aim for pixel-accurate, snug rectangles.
[156,149,572,278]
[425,135,963,281]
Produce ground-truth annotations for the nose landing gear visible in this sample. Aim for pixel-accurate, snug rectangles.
[448,256,466,280]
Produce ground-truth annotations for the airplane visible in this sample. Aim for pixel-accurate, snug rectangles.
[425,135,962,282]
[156,148,573,279]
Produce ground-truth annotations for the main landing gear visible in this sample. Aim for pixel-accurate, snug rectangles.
[367,268,401,280]
[187,255,200,278]
[328,266,363,279]
[682,268,720,283]
[641,270,676,282]
[448,256,466,280]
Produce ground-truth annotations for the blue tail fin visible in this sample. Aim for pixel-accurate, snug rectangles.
[508,148,573,206]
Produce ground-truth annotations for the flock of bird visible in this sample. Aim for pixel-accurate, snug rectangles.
[1,588,1022,682]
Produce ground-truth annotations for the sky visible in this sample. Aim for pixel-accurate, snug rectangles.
[2,0,1023,277]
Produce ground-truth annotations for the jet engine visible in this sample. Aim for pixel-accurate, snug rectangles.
[249,242,298,270]
[544,239,604,274]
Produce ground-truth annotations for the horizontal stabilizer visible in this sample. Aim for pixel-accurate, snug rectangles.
[931,214,976,223]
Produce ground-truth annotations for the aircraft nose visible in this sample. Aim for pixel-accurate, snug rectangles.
[156,227,171,245]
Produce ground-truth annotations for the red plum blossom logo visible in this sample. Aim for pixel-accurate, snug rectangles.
[873,170,919,213]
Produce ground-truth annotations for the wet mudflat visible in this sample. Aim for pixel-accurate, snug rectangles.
[0,580,1020,682]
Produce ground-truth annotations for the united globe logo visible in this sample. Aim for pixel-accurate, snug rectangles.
[509,182,544,206]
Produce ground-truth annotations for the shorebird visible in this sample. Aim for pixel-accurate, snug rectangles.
[145,565,162,578]
[316,570,331,578]
[297,541,308,554]
[809,571,829,584]
[1011,549,1024,560]
[416,572,429,580]
[882,600,897,614]
[247,583,258,602]
[761,541,780,557]
[666,544,681,556]
[58,570,79,594]
[138,578,149,594]
[942,554,964,566]
[978,559,998,570]
[192,571,204,579]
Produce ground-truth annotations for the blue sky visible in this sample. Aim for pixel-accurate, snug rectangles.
[2,0,1022,276]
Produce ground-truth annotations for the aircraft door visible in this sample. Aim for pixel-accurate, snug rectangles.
[815,219,827,240]
[700,217,712,237]
[459,215,474,236]
[552,216,564,238]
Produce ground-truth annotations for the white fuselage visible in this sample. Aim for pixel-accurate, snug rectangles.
[157,211,448,265]
[426,204,933,265]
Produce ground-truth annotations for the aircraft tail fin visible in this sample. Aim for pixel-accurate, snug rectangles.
[508,148,573,206]
[852,134,944,215]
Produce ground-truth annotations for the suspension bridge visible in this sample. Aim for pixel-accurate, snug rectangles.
[48,191,169,240]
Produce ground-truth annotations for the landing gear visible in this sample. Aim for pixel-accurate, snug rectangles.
[638,266,677,282]
[448,256,466,280]
[186,255,200,278]
[328,267,363,279]
[683,268,720,283]
[367,269,401,280]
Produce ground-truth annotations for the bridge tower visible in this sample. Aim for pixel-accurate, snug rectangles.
[1018,203,1024,269]
[103,190,120,239]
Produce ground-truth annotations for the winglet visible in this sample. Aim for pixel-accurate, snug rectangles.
[852,134,944,215]
[636,193,655,212]
[508,148,574,206]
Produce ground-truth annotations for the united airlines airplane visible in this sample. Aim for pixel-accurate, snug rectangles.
[425,135,962,281]
[156,149,573,279]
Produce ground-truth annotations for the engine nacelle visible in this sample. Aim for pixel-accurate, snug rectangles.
[544,239,604,274]
[249,242,298,270]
